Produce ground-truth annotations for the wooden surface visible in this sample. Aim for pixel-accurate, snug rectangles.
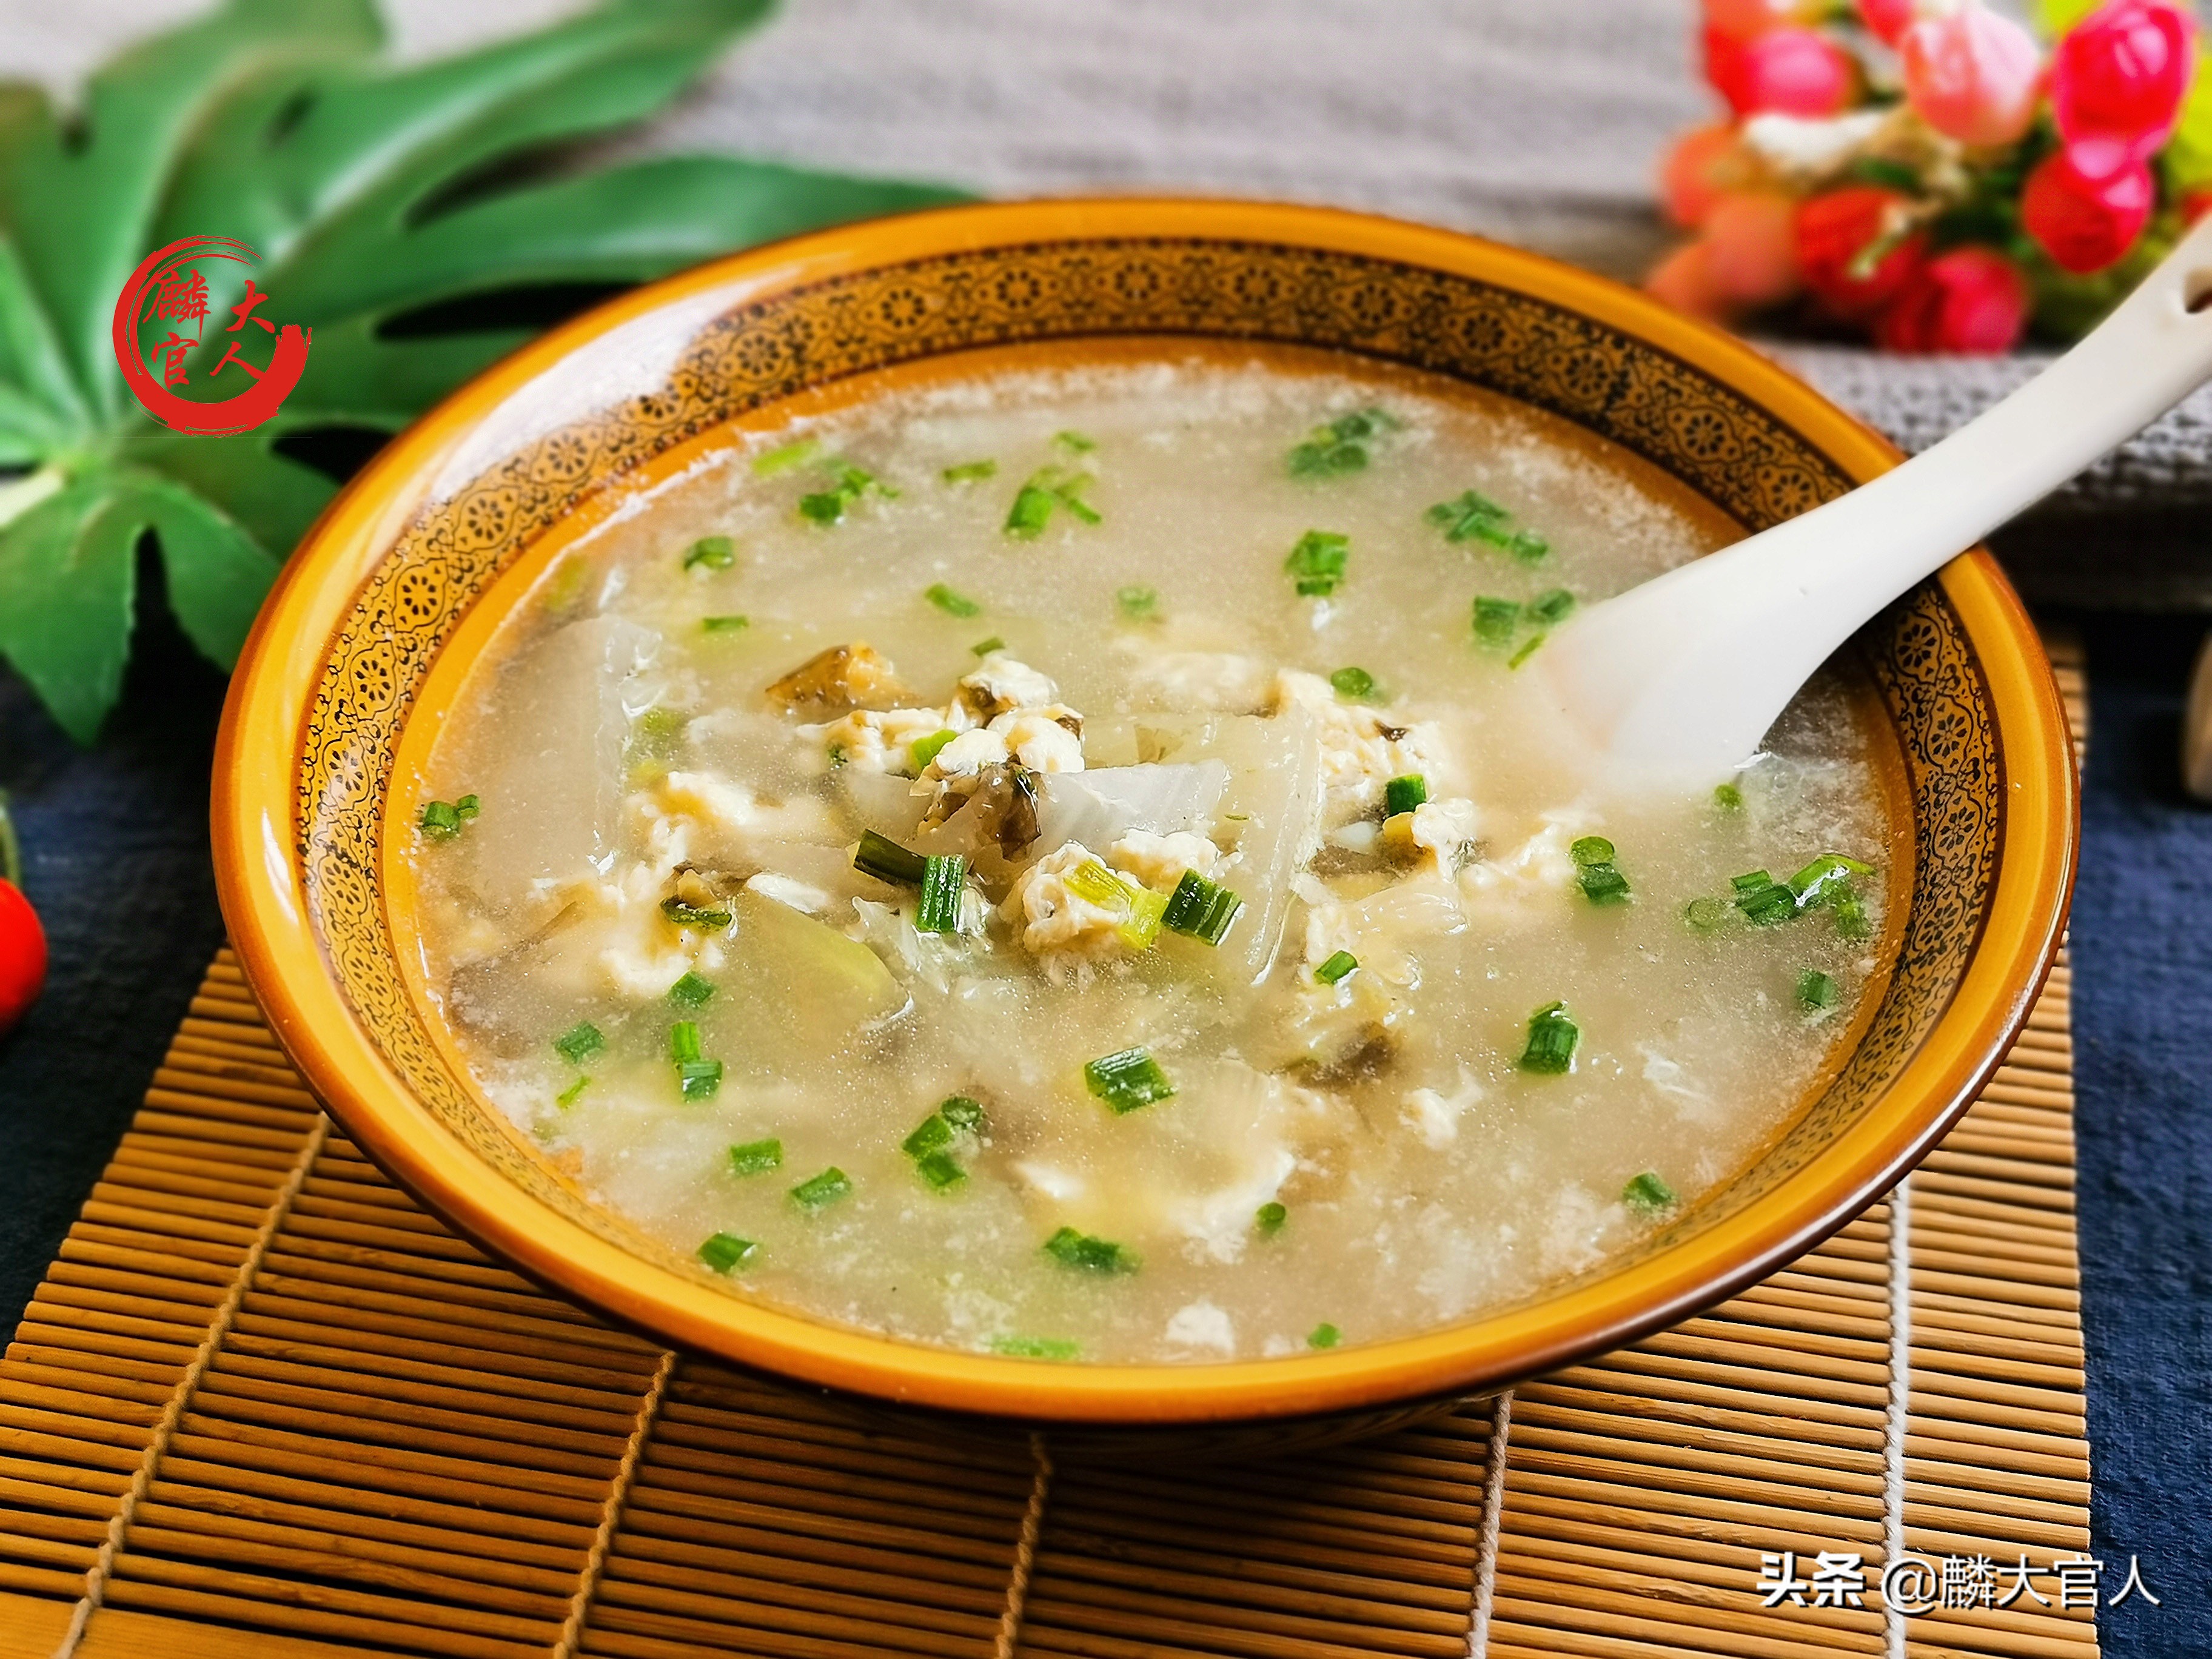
[0,642,2096,1658]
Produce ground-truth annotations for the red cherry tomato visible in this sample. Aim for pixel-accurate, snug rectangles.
[0,879,46,1036]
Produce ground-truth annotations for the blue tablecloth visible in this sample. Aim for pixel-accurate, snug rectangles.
[0,599,2204,1651]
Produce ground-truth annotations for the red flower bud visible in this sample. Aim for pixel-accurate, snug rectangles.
[2051,0,2197,171]
[1857,0,1919,48]
[1704,0,1805,41]
[2022,146,2155,273]
[1795,187,1928,320]
[1660,124,1743,228]
[1875,247,2031,354]
[1704,24,1857,117]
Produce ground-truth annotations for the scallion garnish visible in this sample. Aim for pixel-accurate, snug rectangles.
[943,458,997,483]
[729,1138,783,1176]
[626,708,686,778]
[1714,782,1744,811]
[902,1096,984,1189]
[1473,595,1520,645]
[682,535,735,572]
[1307,1322,1341,1349]
[1065,860,1169,948]
[418,794,481,839]
[1833,891,1872,940]
[1084,1047,1175,1114]
[790,1167,852,1209]
[702,614,750,632]
[1507,634,1547,669]
[554,1021,605,1065]
[1315,950,1359,985]
[1044,1226,1134,1272]
[1005,466,1099,537]
[1684,897,1728,931]
[1622,1171,1677,1214]
[1005,482,1057,537]
[1787,853,1875,908]
[1529,588,1575,625]
[853,829,929,886]
[1056,430,1098,454]
[1256,1201,1287,1236]
[925,582,982,617]
[902,1113,953,1157]
[669,1022,702,1064]
[1570,836,1615,865]
[668,971,716,1010]
[799,463,890,526]
[677,1059,723,1101]
[1569,836,1630,905]
[1284,530,1350,597]
[1730,871,1797,927]
[991,1335,1079,1359]
[1797,969,1841,1013]
[1384,774,1428,817]
[660,896,732,930]
[1116,585,1159,620]
[1510,529,1550,562]
[752,437,818,476]
[1160,870,1244,947]
[930,1097,980,1133]
[971,635,1006,657]
[916,854,969,934]
[697,1233,759,1273]
[1426,489,1510,543]
[914,1151,966,1190]
[1519,1001,1580,1074]
[556,1076,589,1108]
[1289,408,1393,477]
[1330,666,1376,699]
[910,728,959,773]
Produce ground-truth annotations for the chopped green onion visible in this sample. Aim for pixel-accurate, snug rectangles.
[916,854,969,934]
[790,1167,852,1210]
[1005,466,1099,537]
[1116,585,1159,620]
[1714,782,1744,811]
[627,708,686,779]
[1787,853,1876,909]
[1528,588,1576,625]
[902,1114,953,1158]
[1519,1001,1580,1074]
[1797,970,1841,1012]
[1384,774,1428,817]
[1329,666,1376,699]
[682,535,736,572]
[854,830,928,886]
[556,1076,589,1108]
[939,1095,987,1131]
[1622,1171,1677,1215]
[1160,870,1244,947]
[697,1233,758,1273]
[971,635,1006,657]
[1315,950,1359,986]
[799,464,887,526]
[1284,530,1350,597]
[1731,870,1774,892]
[660,897,732,930]
[1004,482,1057,537]
[1289,408,1393,477]
[1426,489,1509,542]
[1578,862,1632,905]
[1684,896,1728,931]
[1570,836,1616,866]
[991,1335,1079,1359]
[668,971,716,1010]
[1832,891,1872,940]
[1065,859,1169,948]
[1307,1322,1342,1349]
[914,1150,967,1190]
[1044,1226,1134,1272]
[1473,595,1520,645]
[1055,430,1098,454]
[909,728,959,773]
[1510,529,1550,563]
[925,582,982,618]
[418,795,480,839]
[702,614,750,633]
[752,437,818,476]
[1084,1047,1175,1114]
[554,1022,605,1065]
[1730,871,1797,927]
[677,1059,723,1101]
[943,458,997,483]
[728,1138,784,1176]
[669,1022,702,1064]
[1507,633,1547,669]
[1256,1201,1288,1236]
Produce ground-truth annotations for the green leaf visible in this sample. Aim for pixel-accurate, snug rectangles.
[107,472,278,668]
[0,471,139,742]
[0,232,84,436]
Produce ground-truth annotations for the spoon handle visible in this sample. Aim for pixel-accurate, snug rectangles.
[1544,210,2212,788]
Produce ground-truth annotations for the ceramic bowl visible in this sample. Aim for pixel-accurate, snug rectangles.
[214,199,2075,1436]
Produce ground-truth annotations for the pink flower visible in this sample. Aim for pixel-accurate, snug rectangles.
[1705,25,1858,116]
[2022,146,2154,272]
[1705,0,1805,40]
[1703,192,1803,306]
[1898,4,2045,149]
[1660,124,1743,227]
[1646,241,1732,320]
[2051,0,2197,172]
[1795,186,1927,320]
[1877,247,2030,353]
[1858,0,1920,48]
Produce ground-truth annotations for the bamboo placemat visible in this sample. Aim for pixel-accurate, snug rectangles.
[0,641,2094,1659]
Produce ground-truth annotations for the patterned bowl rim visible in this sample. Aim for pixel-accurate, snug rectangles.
[213,198,2076,1425]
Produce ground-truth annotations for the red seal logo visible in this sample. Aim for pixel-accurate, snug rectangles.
[110,235,310,436]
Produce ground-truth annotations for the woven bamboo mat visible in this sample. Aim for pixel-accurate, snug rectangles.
[0,642,2093,1659]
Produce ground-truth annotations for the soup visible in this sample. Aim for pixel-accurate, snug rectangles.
[406,354,1897,1366]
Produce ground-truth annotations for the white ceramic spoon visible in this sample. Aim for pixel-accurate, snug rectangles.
[1536,210,2212,793]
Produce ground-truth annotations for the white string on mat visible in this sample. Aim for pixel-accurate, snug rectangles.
[552,1345,678,1659]
[1882,1179,1913,1659]
[993,1430,1054,1659]
[1466,1387,1513,1657]
[49,1109,331,1659]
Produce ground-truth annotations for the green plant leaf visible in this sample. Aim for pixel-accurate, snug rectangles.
[0,0,970,742]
